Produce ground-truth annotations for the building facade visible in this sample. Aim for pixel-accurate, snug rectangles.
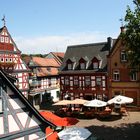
[0,25,30,97]
[0,69,56,140]
[59,38,113,101]
[107,28,140,106]
[25,56,64,108]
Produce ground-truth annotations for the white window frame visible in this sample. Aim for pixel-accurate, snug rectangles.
[5,37,9,43]
[65,76,69,85]
[85,76,91,86]
[113,70,120,81]
[1,36,4,42]
[121,51,127,62]
[93,62,98,69]
[96,77,102,86]
[80,62,85,70]
[130,71,137,81]
[68,63,72,70]
[74,76,78,86]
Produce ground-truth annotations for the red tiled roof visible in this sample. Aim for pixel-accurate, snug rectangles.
[32,57,60,67]
[37,67,58,77]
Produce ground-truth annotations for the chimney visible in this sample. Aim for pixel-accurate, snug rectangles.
[120,26,125,33]
[107,37,113,50]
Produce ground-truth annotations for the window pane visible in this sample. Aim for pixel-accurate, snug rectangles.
[68,64,72,70]
[85,76,90,86]
[93,62,98,69]
[113,70,120,81]
[96,77,101,86]
[121,51,127,61]
[130,71,137,81]
[65,76,69,85]
[74,76,78,86]
[80,63,85,70]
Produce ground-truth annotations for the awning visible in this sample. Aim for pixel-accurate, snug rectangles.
[40,111,79,126]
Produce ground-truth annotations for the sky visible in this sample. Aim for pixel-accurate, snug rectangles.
[0,0,134,54]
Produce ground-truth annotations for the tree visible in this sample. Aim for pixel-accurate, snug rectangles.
[122,0,140,70]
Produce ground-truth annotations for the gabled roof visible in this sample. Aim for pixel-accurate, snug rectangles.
[29,57,60,77]
[32,57,60,67]
[0,26,21,53]
[60,41,111,72]
[45,52,65,65]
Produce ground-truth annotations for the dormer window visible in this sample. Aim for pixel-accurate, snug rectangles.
[93,62,99,69]
[121,50,127,62]
[80,62,85,70]
[92,57,99,70]
[66,59,73,70]
[68,63,73,70]
[79,58,86,70]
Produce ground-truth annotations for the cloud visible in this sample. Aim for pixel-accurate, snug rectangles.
[14,31,117,54]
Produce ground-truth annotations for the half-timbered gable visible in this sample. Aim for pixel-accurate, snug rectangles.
[0,69,56,140]
[0,25,30,97]
[108,28,140,106]
[59,38,113,101]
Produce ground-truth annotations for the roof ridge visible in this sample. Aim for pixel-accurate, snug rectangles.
[67,42,107,48]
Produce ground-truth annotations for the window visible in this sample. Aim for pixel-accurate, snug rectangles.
[74,76,78,86]
[68,63,72,70]
[5,37,8,43]
[0,37,4,42]
[96,77,102,86]
[121,51,127,62]
[85,76,90,86]
[93,62,98,69]
[130,71,137,81]
[65,76,69,85]
[113,70,120,81]
[80,62,85,70]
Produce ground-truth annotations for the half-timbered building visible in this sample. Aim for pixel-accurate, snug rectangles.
[0,69,56,140]
[107,27,140,106]
[26,56,62,108]
[0,25,30,97]
[59,38,114,101]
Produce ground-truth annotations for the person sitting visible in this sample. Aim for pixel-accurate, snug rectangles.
[105,106,112,113]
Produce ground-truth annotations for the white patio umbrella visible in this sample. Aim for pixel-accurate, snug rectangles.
[70,98,88,105]
[52,100,72,106]
[107,95,133,105]
[58,127,92,140]
[84,99,107,107]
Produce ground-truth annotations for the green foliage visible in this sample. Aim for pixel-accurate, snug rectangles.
[122,0,140,70]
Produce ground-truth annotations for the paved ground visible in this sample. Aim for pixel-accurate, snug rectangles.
[75,112,140,140]
[39,104,140,140]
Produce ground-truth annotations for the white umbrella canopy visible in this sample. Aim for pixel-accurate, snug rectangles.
[84,99,107,107]
[58,127,92,140]
[53,100,72,106]
[70,98,88,105]
[107,95,133,105]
